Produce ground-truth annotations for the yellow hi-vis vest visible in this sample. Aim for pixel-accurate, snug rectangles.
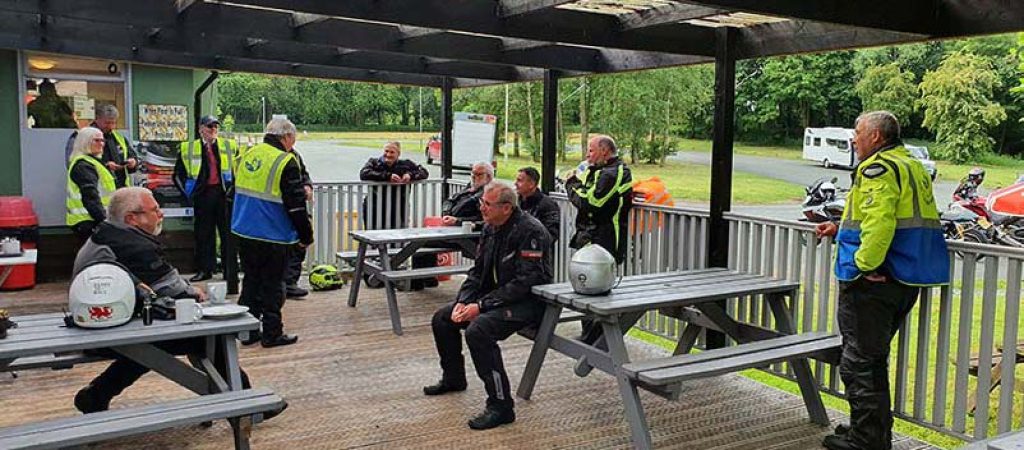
[178,138,239,195]
[109,131,132,187]
[835,145,949,285]
[66,155,116,226]
[230,143,298,244]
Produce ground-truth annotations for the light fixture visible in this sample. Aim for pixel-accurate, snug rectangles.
[28,58,57,70]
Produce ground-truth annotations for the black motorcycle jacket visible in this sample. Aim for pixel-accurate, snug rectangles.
[565,156,633,263]
[456,208,553,313]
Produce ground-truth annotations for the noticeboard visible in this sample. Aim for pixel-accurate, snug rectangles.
[452,112,497,170]
[138,104,189,142]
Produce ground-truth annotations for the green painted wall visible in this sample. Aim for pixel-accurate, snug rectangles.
[0,50,22,195]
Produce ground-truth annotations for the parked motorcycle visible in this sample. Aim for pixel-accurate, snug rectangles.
[800,177,845,223]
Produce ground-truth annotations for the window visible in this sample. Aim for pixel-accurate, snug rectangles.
[813,138,821,146]
[804,136,810,145]
[23,53,126,129]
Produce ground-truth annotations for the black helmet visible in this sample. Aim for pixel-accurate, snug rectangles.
[968,167,985,184]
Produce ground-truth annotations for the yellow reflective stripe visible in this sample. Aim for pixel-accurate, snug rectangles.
[584,164,625,208]
[235,186,283,203]
[264,152,292,196]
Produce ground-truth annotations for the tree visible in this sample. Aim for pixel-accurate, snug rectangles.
[919,52,1007,163]
[854,64,918,126]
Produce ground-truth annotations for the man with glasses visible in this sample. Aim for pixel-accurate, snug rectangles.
[174,115,241,284]
[71,187,287,420]
[424,183,553,430]
[440,162,494,228]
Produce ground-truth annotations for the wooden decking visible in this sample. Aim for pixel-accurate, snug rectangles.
[0,279,936,449]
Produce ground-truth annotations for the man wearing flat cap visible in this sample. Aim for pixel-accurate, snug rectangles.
[174,115,241,285]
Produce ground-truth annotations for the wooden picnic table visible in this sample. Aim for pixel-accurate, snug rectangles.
[346,227,479,335]
[0,312,262,449]
[517,268,840,450]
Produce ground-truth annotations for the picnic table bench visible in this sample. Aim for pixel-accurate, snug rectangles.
[0,312,275,450]
[518,268,841,450]
[346,227,479,335]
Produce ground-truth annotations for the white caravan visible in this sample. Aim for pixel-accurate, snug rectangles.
[802,127,856,169]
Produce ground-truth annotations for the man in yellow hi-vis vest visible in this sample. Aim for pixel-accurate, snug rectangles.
[232,117,313,348]
[173,115,241,284]
[816,111,949,450]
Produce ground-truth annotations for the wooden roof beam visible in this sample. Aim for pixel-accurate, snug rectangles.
[499,0,577,18]
[618,3,728,31]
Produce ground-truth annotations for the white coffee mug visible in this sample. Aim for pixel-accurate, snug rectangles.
[207,281,227,305]
[175,299,203,324]
[462,222,474,233]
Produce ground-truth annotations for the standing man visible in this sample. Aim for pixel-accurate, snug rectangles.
[423,183,552,430]
[174,115,240,283]
[565,135,632,342]
[93,105,138,188]
[514,167,560,242]
[816,111,949,450]
[440,162,494,227]
[283,147,313,299]
[232,118,313,348]
[359,141,429,229]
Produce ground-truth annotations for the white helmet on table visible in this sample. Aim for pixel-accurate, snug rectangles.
[568,244,617,295]
[68,263,136,328]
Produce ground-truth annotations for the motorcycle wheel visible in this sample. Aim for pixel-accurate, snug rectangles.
[954,228,989,262]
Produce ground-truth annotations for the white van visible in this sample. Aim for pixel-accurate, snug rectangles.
[802,127,856,169]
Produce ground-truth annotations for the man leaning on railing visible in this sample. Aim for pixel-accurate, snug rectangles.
[816,111,949,450]
[359,141,428,230]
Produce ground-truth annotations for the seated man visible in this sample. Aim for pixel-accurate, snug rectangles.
[72,187,284,419]
[424,183,553,430]
[514,167,560,242]
[440,162,494,227]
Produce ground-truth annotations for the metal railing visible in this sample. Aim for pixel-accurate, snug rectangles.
[309,180,1022,444]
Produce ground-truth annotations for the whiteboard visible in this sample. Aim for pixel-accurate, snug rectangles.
[452,112,497,170]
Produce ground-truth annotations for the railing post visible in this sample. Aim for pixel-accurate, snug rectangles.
[541,70,559,193]
[441,77,454,201]
[706,27,736,349]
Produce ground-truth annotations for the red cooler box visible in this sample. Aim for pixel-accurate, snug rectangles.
[0,197,38,290]
[423,216,455,281]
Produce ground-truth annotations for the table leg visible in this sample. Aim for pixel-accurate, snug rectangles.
[576,311,644,377]
[221,334,252,450]
[378,244,404,335]
[601,319,653,450]
[347,242,368,307]
[672,323,704,356]
[767,292,829,426]
[517,303,562,400]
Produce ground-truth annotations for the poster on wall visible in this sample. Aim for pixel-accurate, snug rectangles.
[138,104,188,141]
[133,104,192,217]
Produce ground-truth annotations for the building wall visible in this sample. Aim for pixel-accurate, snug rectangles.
[0,50,22,195]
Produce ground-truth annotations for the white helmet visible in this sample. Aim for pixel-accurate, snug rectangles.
[69,263,136,328]
[569,244,617,295]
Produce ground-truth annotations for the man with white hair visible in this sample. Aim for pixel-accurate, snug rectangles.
[816,111,948,450]
[231,117,313,348]
[90,105,138,188]
[441,162,494,227]
[70,188,284,420]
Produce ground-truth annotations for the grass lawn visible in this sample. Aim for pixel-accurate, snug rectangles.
[285,132,805,204]
[673,138,804,161]
[493,155,805,205]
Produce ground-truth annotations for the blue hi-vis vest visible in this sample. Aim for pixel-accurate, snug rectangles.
[230,143,298,244]
[835,145,949,286]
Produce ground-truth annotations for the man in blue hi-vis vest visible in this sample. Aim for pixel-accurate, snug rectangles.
[816,111,949,450]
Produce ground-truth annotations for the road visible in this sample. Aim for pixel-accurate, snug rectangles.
[671,151,960,220]
[292,141,962,221]
[295,139,442,183]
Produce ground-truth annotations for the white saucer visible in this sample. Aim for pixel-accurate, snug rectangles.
[201,304,249,319]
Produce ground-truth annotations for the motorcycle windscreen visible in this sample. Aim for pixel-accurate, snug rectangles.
[986,183,1024,217]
